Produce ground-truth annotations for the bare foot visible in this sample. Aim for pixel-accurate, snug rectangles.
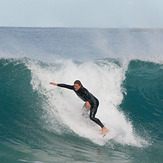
[101,127,108,135]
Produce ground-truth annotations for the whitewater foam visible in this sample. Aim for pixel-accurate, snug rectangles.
[26,58,147,146]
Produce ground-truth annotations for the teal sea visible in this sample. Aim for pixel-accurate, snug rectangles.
[0,27,163,163]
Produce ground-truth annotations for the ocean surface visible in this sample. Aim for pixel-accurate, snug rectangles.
[0,27,163,163]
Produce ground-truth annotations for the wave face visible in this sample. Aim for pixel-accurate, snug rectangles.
[121,60,163,140]
[0,58,162,163]
[0,27,163,163]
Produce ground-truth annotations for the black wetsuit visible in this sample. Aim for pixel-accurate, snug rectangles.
[57,84,104,128]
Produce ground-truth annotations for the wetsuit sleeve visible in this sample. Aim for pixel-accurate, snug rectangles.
[57,84,74,90]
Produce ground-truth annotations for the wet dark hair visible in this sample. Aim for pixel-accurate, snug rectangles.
[74,80,83,88]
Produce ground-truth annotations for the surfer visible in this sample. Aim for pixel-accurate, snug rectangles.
[50,80,108,135]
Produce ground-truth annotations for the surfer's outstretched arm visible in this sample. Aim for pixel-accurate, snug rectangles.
[50,82,74,90]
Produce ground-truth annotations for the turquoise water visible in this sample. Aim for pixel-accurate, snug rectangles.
[0,27,163,163]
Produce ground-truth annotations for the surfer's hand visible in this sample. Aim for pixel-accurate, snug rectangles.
[50,82,57,86]
[85,101,91,109]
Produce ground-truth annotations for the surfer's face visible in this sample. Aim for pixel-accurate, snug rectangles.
[74,84,81,91]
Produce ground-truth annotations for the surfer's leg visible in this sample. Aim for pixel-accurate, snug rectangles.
[89,100,104,128]
[90,109,104,128]
[89,99,108,134]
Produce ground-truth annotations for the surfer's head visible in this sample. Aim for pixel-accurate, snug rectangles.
[74,80,83,91]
